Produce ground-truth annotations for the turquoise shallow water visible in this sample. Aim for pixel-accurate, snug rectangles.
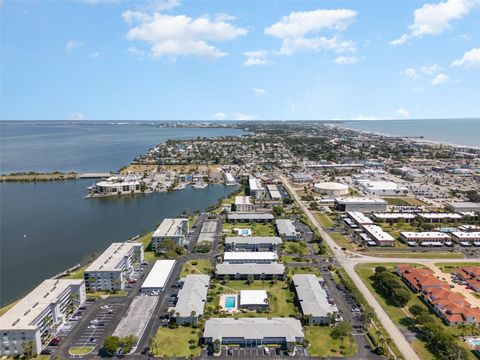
[336,118,480,148]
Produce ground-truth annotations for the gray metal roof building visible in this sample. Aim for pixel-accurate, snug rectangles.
[227,213,274,222]
[275,219,300,240]
[203,318,304,345]
[292,274,338,324]
[215,263,285,277]
[169,274,210,321]
[225,236,283,246]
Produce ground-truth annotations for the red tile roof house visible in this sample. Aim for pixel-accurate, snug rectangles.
[397,264,480,326]
[452,266,480,292]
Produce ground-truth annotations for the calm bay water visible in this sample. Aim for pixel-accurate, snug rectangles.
[0,122,244,306]
[0,122,244,174]
[0,181,237,306]
[337,118,480,148]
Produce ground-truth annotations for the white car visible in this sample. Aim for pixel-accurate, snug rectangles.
[87,325,97,329]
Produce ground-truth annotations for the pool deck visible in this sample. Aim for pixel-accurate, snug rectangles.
[219,293,239,313]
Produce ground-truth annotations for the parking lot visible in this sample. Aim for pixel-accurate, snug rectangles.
[71,302,123,351]
[217,346,308,358]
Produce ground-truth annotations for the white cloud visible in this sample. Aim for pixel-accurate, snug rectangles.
[265,9,357,55]
[396,108,411,118]
[253,88,267,96]
[403,67,419,79]
[127,46,146,59]
[65,40,82,52]
[431,73,450,85]
[213,112,227,120]
[89,51,100,58]
[452,47,480,68]
[68,112,86,120]
[145,0,180,11]
[390,0,477,45]
[122,11,248,59]
[420,64,440,74]
[334,55,359,64]
[243,50,271,66]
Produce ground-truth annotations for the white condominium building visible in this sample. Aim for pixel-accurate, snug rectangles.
[0,279,86,356]
[151,218,189,250]
[84,242,144,292]
[224,173,237,186]
[234,196,253,212]
[249,177,266,200]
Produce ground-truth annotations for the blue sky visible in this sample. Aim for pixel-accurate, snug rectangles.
[1,0,479,121]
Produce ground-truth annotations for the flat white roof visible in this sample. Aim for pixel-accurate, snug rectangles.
[451,232,480,240]
[373,213,416,219]
[357,179,407,191]
[225,173,236,182]
[418,213,463,219]
[400,231,451,240]
[86,242,142,272]
[239,290,268,306]
[141,260,176,290]
[347,211,373,224]
[363,225,395,242]
[225,236,283,245]
[235,196,251,205]
[249,177,264,191]
[224,252,278,262]
[335,197,387,204]
[0,279,84,330]
[153,218,187,238]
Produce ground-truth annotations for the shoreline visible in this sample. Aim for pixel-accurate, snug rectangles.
[332,123,480,150]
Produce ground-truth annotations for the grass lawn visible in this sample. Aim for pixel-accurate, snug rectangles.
[314,212,335,228]
[223,222,276,236]
[435,262,480,273]
[206,280,299,318]
[87,291,129,299]
[330,232,357,252]
[63,265,87,280]
[152,326,201,358]
[180,259,212,277]
[305,326,357,357]
[367,251,464,259]
[282,255,311,263]
[283,241,310,256]
[69,346,95,355]
[136,232,157,262]
[382,197,412,206]
[286,266,321,277]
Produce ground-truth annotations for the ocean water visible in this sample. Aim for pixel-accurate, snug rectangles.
[0,122,244,174]
[336,118,480,148]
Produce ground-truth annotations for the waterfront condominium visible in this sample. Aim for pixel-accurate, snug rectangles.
[151,218,189,251]
[84,242,144,292]
[0,279,86,357]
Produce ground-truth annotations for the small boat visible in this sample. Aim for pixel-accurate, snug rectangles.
[193,181,208,189]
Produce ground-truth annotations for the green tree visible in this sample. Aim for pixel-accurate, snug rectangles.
[330,322,352,346]
[103,336,120,354]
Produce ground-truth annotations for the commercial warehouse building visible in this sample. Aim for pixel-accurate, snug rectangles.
[249,177,266,199]
[0,279,86,356]
[224,236,282,251]
[141,260,176,294]
[227,212,274,223]
[290,172,313,183]
[234,196,253,212]
[275,219,301,241]
[215,263,285,280]
[335,197,388,212]
[223,251,277,264]
[363,225,395,246]
[168,274,210,324]
[84,242,144,292]
[356,179,408,196]
[151,218,189,250]
[445,202,480,213]
[292,274,338,325]
[266,184,283,201]
[203,318,304,347]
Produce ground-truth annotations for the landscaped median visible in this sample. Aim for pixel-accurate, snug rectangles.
[68,346,95,356]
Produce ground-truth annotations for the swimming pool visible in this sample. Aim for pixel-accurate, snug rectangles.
[237,228,252,236]
[225,296,236,309]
